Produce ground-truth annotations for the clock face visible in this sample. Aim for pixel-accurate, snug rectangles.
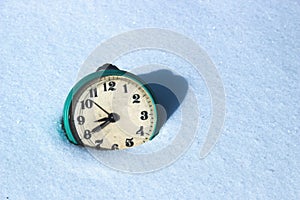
[64,70,158,150]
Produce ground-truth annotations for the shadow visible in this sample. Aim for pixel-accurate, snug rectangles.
[59,67,189,144]
[138,70,189,129]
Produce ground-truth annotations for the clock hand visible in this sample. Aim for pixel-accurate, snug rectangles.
[91,119,111,133]
[94,113,120,123]
[94,117,109,123]
[90,100,110,115]
[107,113,120,122]
[92,113,120,133]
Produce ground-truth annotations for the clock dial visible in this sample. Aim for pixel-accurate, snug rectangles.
[68,74,157,150]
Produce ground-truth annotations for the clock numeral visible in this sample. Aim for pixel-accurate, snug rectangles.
[103,81,116,91]
[89,88,98,98]
[125,138,134,147]
[95,139,103,149]
[132,94,141,103]
[111,144,119,150]
[123,84,128,93]
[80,99,93,109]
[84,130,91,139]
[77,116,85,125]
[136,126,144,136]
[140,111,148,120]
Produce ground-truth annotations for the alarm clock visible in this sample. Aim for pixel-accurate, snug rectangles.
[62,64,159,150]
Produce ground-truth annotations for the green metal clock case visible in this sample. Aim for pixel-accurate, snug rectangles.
[62,66,159,146]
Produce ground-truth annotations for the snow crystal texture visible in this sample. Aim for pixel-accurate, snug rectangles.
[0,0,299,199]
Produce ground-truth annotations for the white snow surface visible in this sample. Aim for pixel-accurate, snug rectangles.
[0,0,299,199]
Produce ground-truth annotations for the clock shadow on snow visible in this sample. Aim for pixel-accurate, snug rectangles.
[138,70,188,130]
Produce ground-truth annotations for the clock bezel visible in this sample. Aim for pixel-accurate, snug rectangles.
[62,69,159,147]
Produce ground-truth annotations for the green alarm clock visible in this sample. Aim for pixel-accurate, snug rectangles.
[62,64,159,150]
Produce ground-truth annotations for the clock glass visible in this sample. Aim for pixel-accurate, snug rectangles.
[63,69,158,150]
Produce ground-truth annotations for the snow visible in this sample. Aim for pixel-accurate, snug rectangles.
[1,0,299,199]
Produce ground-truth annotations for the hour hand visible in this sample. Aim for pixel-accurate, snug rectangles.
[94,117,109,123]
[92,113,120,133]
[91,120,110,133]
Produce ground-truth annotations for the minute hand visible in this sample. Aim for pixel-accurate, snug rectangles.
[91,120,111,133]
[90,100,110,115]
